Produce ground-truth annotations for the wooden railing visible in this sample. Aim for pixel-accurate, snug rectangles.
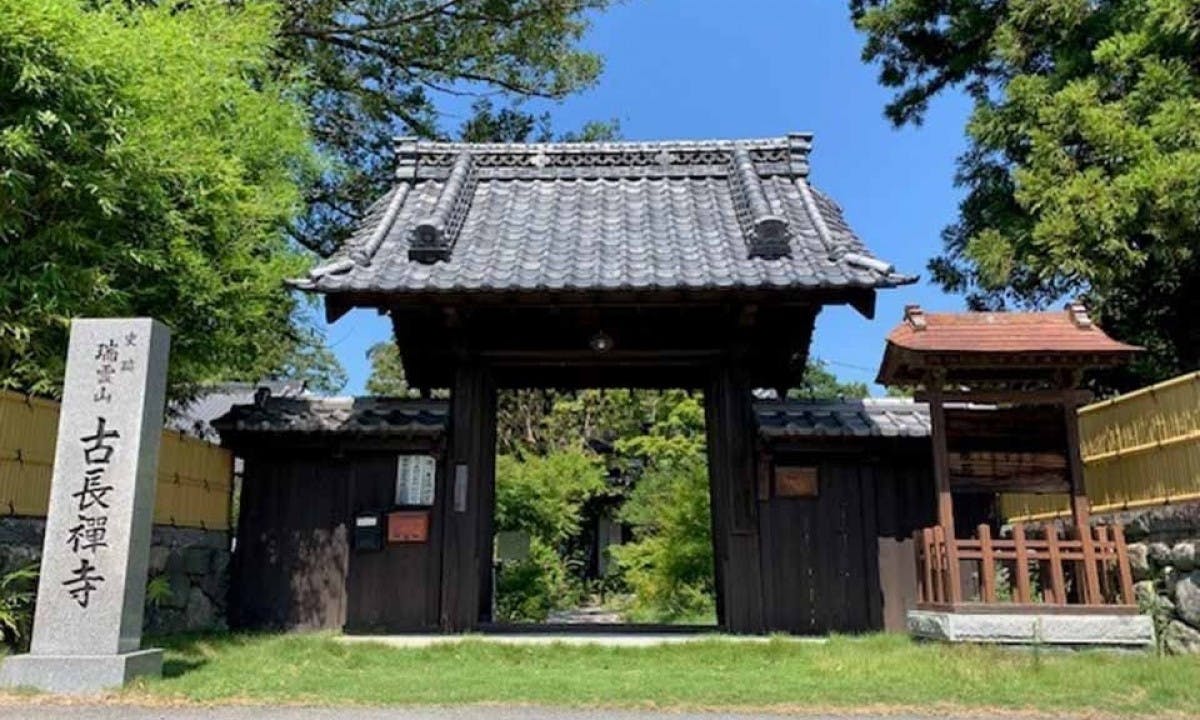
[915,522,1135,608]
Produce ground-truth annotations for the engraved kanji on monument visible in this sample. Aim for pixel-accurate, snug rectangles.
[0,319,170,694]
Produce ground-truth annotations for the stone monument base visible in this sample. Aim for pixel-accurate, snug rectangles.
[908,609,1155,649]
[0,648,163,694]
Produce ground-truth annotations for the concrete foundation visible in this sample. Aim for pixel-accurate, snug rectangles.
[908,609,1155,649]
[0,648,163,694]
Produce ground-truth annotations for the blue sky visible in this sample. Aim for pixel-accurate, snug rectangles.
[321,0,975,395]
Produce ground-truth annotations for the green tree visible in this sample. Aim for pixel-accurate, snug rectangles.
[0,0,332,399]
[791,359,869,400]
[495,450,607,545]
[270,324,348,394]
[493,449,608,621]
[612,395,714,622]
[365,341,418,397]
[853,0,1200,385]
[274,0,613,254]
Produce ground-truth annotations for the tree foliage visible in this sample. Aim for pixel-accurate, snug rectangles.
[495,450,608,546]
[0,0,332,399]
[854,0,1200,385]
[612,395,714,621]
[365,341,418,397]
[790,359,870,400]
[276,0,612,254]
[271,324,348,394]
[493,450,607,621]
[492,392,717,623]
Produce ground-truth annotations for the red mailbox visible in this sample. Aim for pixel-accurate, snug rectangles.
[387,510,430,543]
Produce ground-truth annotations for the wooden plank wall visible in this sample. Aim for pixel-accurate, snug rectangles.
[758,447,933,634]
[230,453,350,630]
[344,454,442,632]
[231,448,443,632]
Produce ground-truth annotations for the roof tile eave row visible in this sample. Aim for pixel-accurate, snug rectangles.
[214,397,932,441]
[306,271,913,296]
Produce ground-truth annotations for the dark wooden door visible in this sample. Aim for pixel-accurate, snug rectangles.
[344,453,443,632]
[758,460,882,634]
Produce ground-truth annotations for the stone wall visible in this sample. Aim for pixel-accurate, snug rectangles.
[1111,503,1200,545]
[1128,538,1200,654]
[0,516,229,634]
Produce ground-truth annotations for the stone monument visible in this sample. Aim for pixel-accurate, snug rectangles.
[0,318,170,693]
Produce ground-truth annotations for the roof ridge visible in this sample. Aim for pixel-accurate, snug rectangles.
[391,133,813,177]
[391,134,809,154]
[291,132,918,296]
[729,145,792,260]
[756,397,927,410]
[409,151,477,263]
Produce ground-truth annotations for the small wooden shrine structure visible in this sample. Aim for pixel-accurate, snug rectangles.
[877,304,1142,612]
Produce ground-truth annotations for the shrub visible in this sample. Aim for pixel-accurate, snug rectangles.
[613,451,714,621]
[612,396,715,622]
[495,450,608,545]
[494,450,606,620]
[0,563,38,651]
[494,539,584,622]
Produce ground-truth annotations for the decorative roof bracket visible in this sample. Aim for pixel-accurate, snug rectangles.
[728,146,792,260]
[409,151,477,264]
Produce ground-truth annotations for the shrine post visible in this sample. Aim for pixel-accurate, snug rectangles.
[0,318,170,693]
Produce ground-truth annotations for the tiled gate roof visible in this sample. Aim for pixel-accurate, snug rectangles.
[755,398,931,439]
[296,135,912,296]
[213,397,448,438]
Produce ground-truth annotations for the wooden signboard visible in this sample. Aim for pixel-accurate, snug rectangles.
[394,455,436,506]
[776,466,818,498]
[387,510,430,543]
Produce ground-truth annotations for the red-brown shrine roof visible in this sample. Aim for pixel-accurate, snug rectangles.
[886,305,1141,354]
[877,304,1141,386]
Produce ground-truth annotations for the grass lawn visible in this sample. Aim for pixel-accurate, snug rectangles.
[114,632,1200,716]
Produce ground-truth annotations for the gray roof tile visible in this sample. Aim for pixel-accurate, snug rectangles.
[212,397,447,438]
[167,381,305,442]
[298,136,913,295]
[755,398,931,439]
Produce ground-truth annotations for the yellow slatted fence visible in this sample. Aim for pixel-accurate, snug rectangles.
[1002,371,1200,522]
[0,390,232,530]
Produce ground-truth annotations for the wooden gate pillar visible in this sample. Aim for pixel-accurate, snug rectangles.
[926,385,962,603]
[705,358,765,633]
[439,358,497,632]
[1062,394,1100,603]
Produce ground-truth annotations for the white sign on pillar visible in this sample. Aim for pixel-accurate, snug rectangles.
[1,318,170,694]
